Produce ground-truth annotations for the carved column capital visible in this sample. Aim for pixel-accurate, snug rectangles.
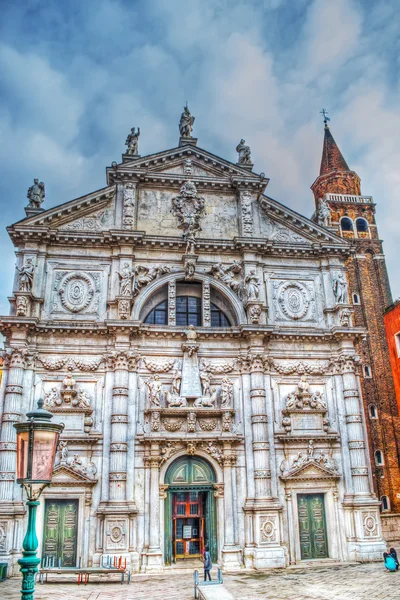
[105,351,140,371]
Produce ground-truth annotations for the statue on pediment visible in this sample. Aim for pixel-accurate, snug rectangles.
[179,104,195,137]
[27,179,45,208]
[236,139,252,165]
[125,127,140,155]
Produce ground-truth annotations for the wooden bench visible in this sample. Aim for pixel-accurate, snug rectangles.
[193,569,234,600]
[38,566,130,585]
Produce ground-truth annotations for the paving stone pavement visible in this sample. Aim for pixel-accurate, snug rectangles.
[1,563,399,600]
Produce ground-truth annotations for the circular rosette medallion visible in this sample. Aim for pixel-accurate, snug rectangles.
[59,272,95,313]
[278,281,310,320]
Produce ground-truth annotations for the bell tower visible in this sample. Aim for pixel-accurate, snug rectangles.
[311,114,400,530]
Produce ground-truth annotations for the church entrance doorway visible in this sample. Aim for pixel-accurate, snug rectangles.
[297,494,328,560]
[42,499,78,567]
[164,456,217,564]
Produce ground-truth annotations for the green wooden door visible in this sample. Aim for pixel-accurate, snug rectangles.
[42,500,78,567]
[297,494,328,560]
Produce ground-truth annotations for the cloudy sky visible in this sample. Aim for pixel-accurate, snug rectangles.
[0,0,399,314]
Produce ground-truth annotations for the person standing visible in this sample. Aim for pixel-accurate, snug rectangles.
[203,545,212,581]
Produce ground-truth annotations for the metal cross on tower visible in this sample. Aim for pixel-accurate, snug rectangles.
[320,108,330,126]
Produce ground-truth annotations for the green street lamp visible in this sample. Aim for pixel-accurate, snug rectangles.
[14,399,64,600]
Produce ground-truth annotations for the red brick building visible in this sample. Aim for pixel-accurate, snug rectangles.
[385,301,400,413]
[312,120,400,533]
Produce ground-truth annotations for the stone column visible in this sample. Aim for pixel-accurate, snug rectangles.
[339,355,370,495]
[0,349,29,501]
[145,442,163,571]
[221,443,241,570]
[249,354,271,499]
[109,352,130,501]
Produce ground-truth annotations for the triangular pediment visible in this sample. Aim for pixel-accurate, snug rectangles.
[111,144,267,185]
[281,459,340,480]
[10,186,116,232]
[52,464,97,485]
[257,195,349,247]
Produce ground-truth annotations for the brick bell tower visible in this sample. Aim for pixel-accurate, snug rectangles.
[311,113,400,528]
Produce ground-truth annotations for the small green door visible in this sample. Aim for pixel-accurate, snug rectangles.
[42,500,78,567]
[297,494,328,560]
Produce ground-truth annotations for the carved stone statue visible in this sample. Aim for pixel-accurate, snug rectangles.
[317,197,332,226]
[27,179,45,208]
[186,324,198,341]
[310,390,327,410]
[185,232,196,255]
[44,387,61,408]
[17,259,35,292]
[125,127,140,155]
[332,272,348,304]
[134,265,170,294]
[185,259,196,280]
[220,377,233,408]
[55,440,69,466]
[117,263,134,296]
[165,390,187,408]
[194,388,217,408]
[297,375,310,397]
[171,367,182,396]
[200,367,211,397]
[236,139,252,165]
[244,269,260,301]
[340,308,352,327]
[179,104,195,137]
[145,375,163,407]
[63,373,76,390]
[77,389,92,409]
[208,261,243,298]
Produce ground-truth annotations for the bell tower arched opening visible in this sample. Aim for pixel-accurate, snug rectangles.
[164,456,217,565]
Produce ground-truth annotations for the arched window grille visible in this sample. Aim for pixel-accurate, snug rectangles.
[356,218,369,233]
[381,496,390,511]
[375,450,384,466]
[368,404,378,419]
[144,297,231,327]
[340,217,354,232]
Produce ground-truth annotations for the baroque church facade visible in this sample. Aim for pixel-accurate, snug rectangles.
[0,107,399,574]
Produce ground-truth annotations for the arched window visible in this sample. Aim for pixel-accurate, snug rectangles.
[211,302,231,327]
[363,364,372,378]
[176,296,202,326]
[368,404,378,419]
[375,450,384,466]
[340,217,354,232]
[144,299,168,325]
[352,293,360,305]
[356,218,369,233]
[381,496,390,511]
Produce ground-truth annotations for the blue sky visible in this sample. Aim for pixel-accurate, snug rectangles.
[0,0,399,314]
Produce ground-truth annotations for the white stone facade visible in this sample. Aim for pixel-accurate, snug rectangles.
[0,138,385,574]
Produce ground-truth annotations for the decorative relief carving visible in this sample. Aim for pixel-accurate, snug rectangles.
[118,298,131,319]
[259,199,309,243]
[38,356,104,371]
[339,308,352,327]
[260,516,277,544]
[329,354,361,374]
[202,281,211,327]
[117,263,134,297]
[247,303,262,324]
[183,158,193,175]
[199,358,237,375]
[271,359,329,375]
[57,271,99,314]
[134,264,171,296]
[60,208,114,232]
[244,270,260,301]
[122,183,136,227]
[16,295,30,316]
[106,520,127,550]
[54,441,97,480]
[281,376,329,434]
[172,180,205,253]
[220,377,233,408]
[280,440,338,478]
[142,358,177,373]
[362,512,379,538]
[207,261,243,298]
[240,189,253,234]
[163,418,183,432]
[169,280,176,325]
[145,376,163,407]
[1,347,32,369]
[0,521,7,552]
[273,280,313,321]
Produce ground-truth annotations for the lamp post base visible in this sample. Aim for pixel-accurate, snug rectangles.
[18,500,40,600]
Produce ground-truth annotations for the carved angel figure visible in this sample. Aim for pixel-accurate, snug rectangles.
[220,377,233,408]
[145,375,163,407]
[17,259,35,292]
[332,272,348,304]
[208,262,243,297]
[55,440,69,466]
[125,127,140,155]
[310,390,327,410]
[236,139,252,165]
[317,197,332,226]
[244,269,260,301]
[134,265,170,294]
[27,179,45,208]
[117,263,134,297]
[44,387,60,408]
[179,104,195,137]
[77,389,92,409]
